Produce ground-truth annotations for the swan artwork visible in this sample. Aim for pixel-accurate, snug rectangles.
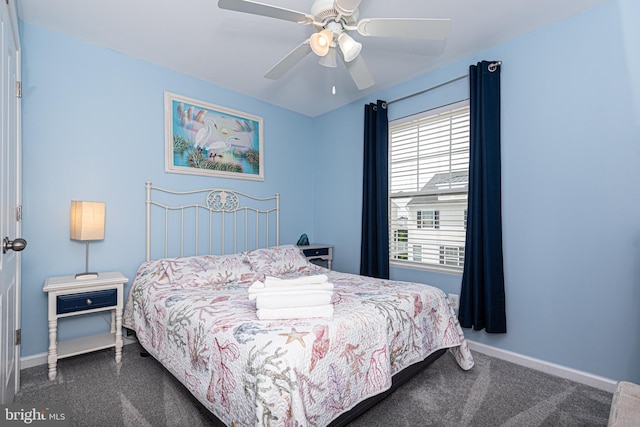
[194,117,251,156]
[203,136,242,154]
[169,94,262,178]
[194,117,219,148]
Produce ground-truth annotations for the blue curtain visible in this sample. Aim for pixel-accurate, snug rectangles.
[458,61,506,333]
[360,100,389,279]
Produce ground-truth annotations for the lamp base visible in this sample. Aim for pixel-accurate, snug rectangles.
[75,272,99,280]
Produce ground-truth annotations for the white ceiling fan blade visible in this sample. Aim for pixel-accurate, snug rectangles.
[264,41,312,80]
[334,0,362,15]
[357,18,451,40]
[345,55,375,90]
[218,0,312,24]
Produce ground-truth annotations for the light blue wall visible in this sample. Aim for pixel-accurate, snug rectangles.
[313,0,640,383]
[20,0,640,385]
[19,22,314,357]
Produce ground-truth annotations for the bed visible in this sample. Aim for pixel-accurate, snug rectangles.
[123,182,474,426]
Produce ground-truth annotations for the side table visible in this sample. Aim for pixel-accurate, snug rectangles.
[43,272,128,380]
[299,244,333,270]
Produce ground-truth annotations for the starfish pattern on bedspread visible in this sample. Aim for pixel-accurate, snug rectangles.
[279,327,310,347]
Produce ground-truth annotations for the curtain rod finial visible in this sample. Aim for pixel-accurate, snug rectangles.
[488,61,502,72]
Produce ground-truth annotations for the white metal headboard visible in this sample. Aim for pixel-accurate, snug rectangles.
[145,181,279,261]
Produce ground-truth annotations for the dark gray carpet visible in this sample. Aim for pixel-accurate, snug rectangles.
[14,342,612,426]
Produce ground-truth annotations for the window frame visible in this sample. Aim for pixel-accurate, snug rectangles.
[388,99,470,274]
[439,245,465,267]
[417,210,439,229]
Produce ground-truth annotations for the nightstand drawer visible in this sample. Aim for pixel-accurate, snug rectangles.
[302,247,329,257]
[56,289,117,314]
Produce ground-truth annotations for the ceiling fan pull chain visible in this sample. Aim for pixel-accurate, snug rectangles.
[332,67,337,95]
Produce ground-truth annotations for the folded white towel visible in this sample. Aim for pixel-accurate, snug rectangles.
[256,304,334,320]
[255,291,333,309]
[248,281,334,296]
[263,274,328,288]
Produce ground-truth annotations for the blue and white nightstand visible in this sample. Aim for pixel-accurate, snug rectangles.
[299,244,333,270]
[43,272,128,380]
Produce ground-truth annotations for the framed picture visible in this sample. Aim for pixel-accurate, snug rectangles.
[164,92,264,181]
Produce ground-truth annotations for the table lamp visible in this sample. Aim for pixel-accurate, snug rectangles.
[70,201,105,279]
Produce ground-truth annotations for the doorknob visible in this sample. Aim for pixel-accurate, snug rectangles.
[2,237,27,254]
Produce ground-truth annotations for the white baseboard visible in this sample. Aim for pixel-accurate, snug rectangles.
[20,335,139,370]
[467,340,618,393]
[20,352,47,370]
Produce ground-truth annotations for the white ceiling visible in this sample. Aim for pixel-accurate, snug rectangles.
[18,0,611,117]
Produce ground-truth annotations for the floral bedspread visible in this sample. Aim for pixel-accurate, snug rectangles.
[123,245,474,426]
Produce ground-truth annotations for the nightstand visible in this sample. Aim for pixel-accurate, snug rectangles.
[43,272,128,381]
[299,244,333,270]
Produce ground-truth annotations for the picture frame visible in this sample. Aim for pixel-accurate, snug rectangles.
[164,92,264,181]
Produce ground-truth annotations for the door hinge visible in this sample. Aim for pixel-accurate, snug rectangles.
[16,205,22,222]
[15,329,20,346]
[16,81,21,98]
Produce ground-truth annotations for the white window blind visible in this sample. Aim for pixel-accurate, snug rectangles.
[389,100,470,272]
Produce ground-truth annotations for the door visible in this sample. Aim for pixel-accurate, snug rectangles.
[0,0,22,404]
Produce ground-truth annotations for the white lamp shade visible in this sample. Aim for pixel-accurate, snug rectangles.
[338,33,362,62]
[70,201,105,241]
[310,29,333,57]
[319,47,337,68]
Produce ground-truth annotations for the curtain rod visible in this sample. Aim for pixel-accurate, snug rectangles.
[387,61,502,106]
[387,74,467,106]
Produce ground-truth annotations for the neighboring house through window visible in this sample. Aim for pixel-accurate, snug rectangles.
[391,216,409,260]
[417,210,439,229]
[412,245,423,262]
[389,100,470,271]
[440,245,465,267]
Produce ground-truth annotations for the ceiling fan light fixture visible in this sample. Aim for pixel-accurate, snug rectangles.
[338,33,362,62]
[319,47,337,68]
[310,29,333,57]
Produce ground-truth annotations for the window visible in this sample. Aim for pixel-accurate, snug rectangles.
[389,100,470,272]
[412,245,423,262]
[393,229,408,260]
[417,210,439,229]
[439,246,465,267]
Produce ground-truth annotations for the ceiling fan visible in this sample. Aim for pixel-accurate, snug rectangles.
[218,0,451,90]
